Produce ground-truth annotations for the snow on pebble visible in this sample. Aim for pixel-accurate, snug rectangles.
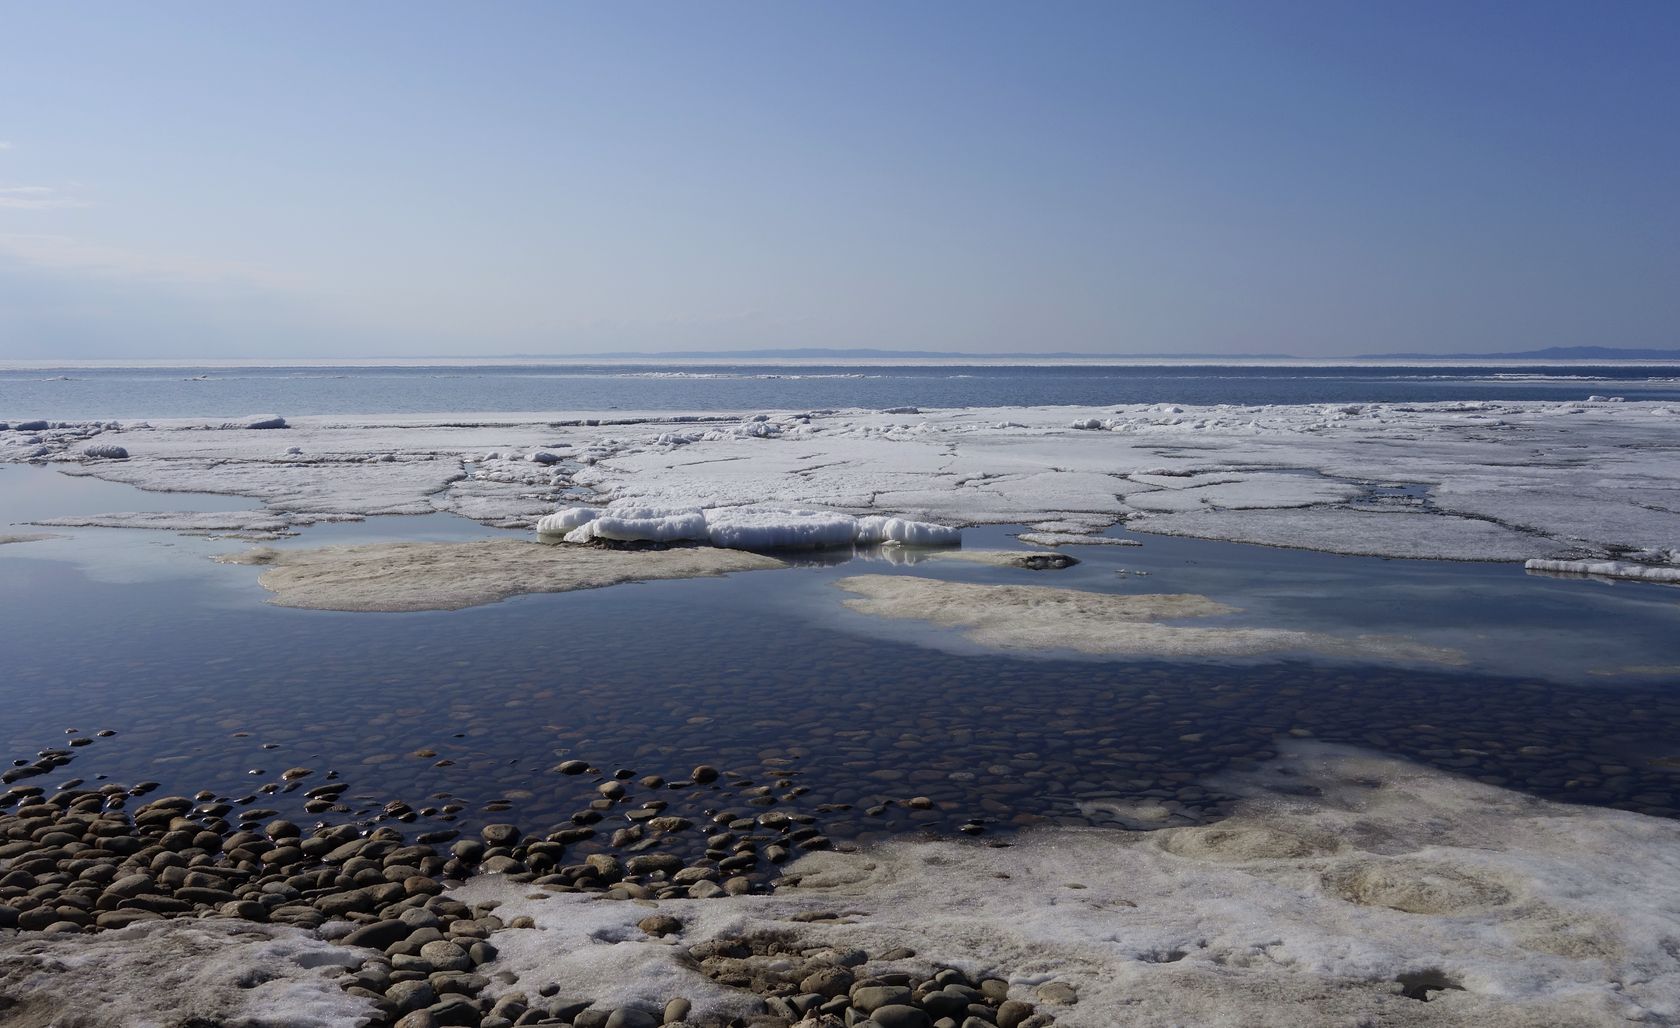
[457,741,1680,1027]
[539,505,961,551]
[1524,558,1680,583]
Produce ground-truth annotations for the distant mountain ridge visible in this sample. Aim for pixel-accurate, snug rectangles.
[1354,346,1680,360]
[507,345,1680,361]
[487,345,1680,362]
[515,347,1301,360]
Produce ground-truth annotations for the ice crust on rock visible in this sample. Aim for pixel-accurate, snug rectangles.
[0,918,371,1028]
[5,401,1677,561]
[458,741,1680,1027]
[216,539,785,611]
[541,505,962,551]
[836,574,1461,664]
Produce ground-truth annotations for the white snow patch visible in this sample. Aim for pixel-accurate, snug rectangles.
[0,918,372,1028]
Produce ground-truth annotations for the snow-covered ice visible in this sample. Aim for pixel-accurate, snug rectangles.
[1017,532,1142,547]
[4,400,1677,563]
[456,741,1680,1027]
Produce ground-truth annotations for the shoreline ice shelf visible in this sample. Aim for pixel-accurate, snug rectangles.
[3,399,1676,570]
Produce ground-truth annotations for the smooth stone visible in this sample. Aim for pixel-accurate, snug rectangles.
[343,919,411,950]
[852,986,912,1013]
[387,980,437,1013]
[419,939,473,973]
[870,1006,931,1028]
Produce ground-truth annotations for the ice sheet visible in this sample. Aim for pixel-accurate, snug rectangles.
[5,401,1677,563]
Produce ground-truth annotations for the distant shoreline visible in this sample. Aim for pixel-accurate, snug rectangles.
[6,353,1680,371]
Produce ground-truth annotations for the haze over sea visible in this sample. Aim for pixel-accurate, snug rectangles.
[7,361,1680,419]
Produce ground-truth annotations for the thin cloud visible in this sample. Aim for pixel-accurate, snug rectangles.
[0,184,88,210]
[0,232,292,287]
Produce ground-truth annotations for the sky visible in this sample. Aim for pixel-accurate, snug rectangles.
[1,1,1676,359]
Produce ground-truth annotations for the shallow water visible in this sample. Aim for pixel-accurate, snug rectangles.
[6,362,1680,419]
[3,520,1679,876]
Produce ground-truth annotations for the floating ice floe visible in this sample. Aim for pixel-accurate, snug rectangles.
[1017,531,1142,547]
[539,506,961,552]
[1524,558,1680,583]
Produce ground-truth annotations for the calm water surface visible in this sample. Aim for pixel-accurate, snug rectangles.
[5,363,1680,419]
[3,516,1677,866]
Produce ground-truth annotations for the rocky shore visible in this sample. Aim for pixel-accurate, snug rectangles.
[0,738,1052,1028]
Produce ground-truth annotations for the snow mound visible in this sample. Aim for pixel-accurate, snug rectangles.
[539,506,962,552]
[1524,558,1680,583]
[703,507,858,550]
[535,507,604,534]
[568,507,710,545]
[855,514,963,546]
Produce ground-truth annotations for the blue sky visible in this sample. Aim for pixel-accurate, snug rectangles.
[1,1,1676,357]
